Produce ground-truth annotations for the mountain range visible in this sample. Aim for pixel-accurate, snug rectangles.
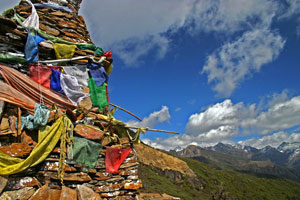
[136,143,300,199]
[170,142,300,182]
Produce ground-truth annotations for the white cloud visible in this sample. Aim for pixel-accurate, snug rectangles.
[186,100,243,135]
[238,132,300,149]
[110,35,169,66]
[242,96,300,135]
[144,93,300,150]
[189,0,277,33]
[79,0,300,97]
[127,106,170,128]
[267,90,290,108]
[80,0,194,66]
[278,0,300,19]
[202,29,286,97]
[79,0,285,67]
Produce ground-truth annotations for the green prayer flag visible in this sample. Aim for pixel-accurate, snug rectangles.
[72,136,102,169]
[88,78,108,111]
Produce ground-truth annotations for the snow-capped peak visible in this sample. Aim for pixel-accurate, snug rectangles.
[173,146,183,152]
[277,142,300,153]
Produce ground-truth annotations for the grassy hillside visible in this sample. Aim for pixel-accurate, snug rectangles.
[139,157,300,200]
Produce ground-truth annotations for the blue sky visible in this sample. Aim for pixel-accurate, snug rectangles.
[2,0,300,150]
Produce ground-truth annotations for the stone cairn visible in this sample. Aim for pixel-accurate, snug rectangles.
[0,0,142,199]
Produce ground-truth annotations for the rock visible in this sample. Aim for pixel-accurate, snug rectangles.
[75,27,86,35]
[60,186,77,200]
[0,116,10,131]
[64,32,86,40]
[29,184,49,200]
[74,124,105,140]
[120,137,130,145]
[78,96,93,111]
[38,171,92,182]
[0,176,8,194]
[12,29,27,39]
[39,15,57,25]
[40,23,60,36]
[0,16,17,29]
[76,185,101,200]
[93,182,124,193]
[119,162,139,169]
[6,177,40,190]
[58,21,77,29]
[81,49,96,55]
[0,25,15,35]
[0,187,35,200]
[51,11,73,18]
[6,33,22,40]
[0,143,32,158]
[48,189,61,200]
[19,12,31,18]
[15,5,32,13]
[19,188,36,200]
[74,50,87,56]
[62,35,76,42]
[42,161,77,172]
[39,40,54,49]
[119,168,138,176]
[48,109,64,123]
[123,180,142,190]
[21,131,37,146]
[100,191,121,198]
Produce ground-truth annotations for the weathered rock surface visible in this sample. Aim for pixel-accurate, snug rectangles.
[0,187,35,200]
[74,124,105,140]
[28,184,49,200]
[135,143,196,178]
[0,143,32,158]
[60,186,77,200]
[0,177,8,194]
[77,185,102,200]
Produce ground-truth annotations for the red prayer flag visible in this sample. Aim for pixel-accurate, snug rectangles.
[29,64,52,89]
[105,147,132,174]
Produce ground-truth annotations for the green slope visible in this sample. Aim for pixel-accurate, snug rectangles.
[139,157,300,200]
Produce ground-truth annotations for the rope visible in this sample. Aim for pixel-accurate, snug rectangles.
[58,116,74,185]
[35,31,44,105]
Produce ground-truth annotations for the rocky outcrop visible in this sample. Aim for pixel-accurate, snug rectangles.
[135,143,197,179]
[135,143,203,190]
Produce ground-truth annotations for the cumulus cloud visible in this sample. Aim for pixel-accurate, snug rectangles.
[79,0,300,96]
[79,0,288,67]
[202,29,286,97]
[144,93,300,150]
[238,132,300,149]
[80,0,193,66]
[127,106,170,128]
[187,100,244,135]
[242,96,300,135]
